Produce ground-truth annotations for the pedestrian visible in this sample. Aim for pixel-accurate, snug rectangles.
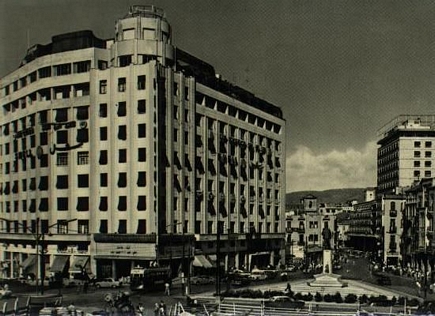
[164,281,170,296]
[154,302,160,316]
[285,282,291,293]
[137,303,145,316]
[159,300,166,316]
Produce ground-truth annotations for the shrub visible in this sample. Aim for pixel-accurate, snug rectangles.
[314,292,323,302]
[323,294,334,302]
[334,292,343,303]
[302,293,313,301]
[359,294,368,304]
[344,294,357,304]
[294,293,303,300]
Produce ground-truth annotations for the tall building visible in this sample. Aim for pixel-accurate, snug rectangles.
[0,6,286,280]
[377,115,435,195]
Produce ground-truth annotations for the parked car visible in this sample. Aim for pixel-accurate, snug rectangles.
[190,275,214,285]
[27,277,50,287]
[265,296,305,309]
[94,278,122,288]
[229,274,251,287]
[249,270,268,281]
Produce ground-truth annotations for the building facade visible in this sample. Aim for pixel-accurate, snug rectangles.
[0,6,286,280]
[377,115,435,196]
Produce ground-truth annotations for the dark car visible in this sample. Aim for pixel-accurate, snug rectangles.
[264,296,305,309]
[376,275,392,286]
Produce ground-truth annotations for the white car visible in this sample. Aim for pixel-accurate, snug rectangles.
[94,278,122,288]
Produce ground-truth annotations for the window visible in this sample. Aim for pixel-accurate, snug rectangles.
[100,173,108,187]
[137,172,146,187]
[73,60,90,73]
[137,196,146,211]
[99,104,107,117]
[77,128,89,143]
[119,149,127,163]
[118,78,126,92]
[99,220,108,233]
[137,75,146,90]
[425,171,432,178]
[414,141,421,148]
[39,198,48,212]
[138,148,146,162]
[38,176,49,191]
[55,153,68,166]
[99,150,108,165]
[76,197,89,211]
[57,198,68,211]
[77,220,89,234]
[425,161,432,167]
[138,100,146,114]
[40,154,48,168]
[40,132,48,145]
[76,106,88,120]
[99,197,108,211]
[118,125,127,140]
[118,196,127,211]
[118,219,127,233]
[77,151,89,165]
[57,130,68,144]
[99,80,107,94]
[118,173,127,187]
[137,219,146,234]
[414,151,421,158]
[119,55,132,67]
[78,174,89,188]
[414,170,421,178]
[98,60,108,70]
[138,124,146,138]
[100,127,107,141]
[54,63,71,76]
[426,141,432,148]
[117,102,126,117]
[426,151,432,158]
[414,161,421,167]
[56,175,68,189]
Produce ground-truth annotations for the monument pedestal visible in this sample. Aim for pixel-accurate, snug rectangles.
[308,250,346,288]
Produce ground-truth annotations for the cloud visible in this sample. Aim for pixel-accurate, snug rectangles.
[286,141,377,192]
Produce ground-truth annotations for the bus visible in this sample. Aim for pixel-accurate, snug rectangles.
[130,265,171,291]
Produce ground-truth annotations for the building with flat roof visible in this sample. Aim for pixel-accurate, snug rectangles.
[0,5,286,280]
[377,115,435,196]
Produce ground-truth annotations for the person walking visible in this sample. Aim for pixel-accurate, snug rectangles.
[154,302,160,316]
[164,281,170,296]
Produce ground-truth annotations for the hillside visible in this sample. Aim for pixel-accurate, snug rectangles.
[286,188,366,205]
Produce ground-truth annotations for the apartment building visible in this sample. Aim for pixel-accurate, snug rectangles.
[377,115,435,196]
[0,6,286,280]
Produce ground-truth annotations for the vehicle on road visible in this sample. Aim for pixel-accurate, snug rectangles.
[94,278,122,288]
[249,270,268,281]
[190,275,214,285]
[264,296,305,309]
[129,265,171,291]
[27,277,50,287]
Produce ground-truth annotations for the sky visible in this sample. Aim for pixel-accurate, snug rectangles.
[1,0,435,192]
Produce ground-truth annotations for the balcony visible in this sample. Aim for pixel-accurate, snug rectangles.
[389,226,397,234]
[389,210,397,217]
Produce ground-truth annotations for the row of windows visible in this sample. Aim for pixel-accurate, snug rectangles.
[414,151,432,158]
[1,172,147,194]
[99,75,146,94]
[414,141,432,148]
[3,61,92,97]
[2,195,147,212]
[98,100,146,117]
[414,170,432,178]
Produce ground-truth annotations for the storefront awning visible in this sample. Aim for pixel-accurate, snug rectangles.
[69,256,89,273]
[193,255,213,269]
[20,254,36,270]
[50,255,69,273]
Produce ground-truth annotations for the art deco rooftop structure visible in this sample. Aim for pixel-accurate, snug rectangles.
[0,5,286,279]
[377,115,435,196]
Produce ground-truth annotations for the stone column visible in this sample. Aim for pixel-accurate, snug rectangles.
[323,250,332,274]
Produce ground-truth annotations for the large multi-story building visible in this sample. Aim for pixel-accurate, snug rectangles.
[377,115,435,196]
[0,6,286,280]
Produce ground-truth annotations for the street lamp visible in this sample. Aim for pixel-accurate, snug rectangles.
[0,217,76,295]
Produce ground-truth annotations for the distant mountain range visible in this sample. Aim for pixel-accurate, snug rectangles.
[286,188,366,205]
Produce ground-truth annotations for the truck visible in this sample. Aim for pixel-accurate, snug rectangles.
[129,265,171,292]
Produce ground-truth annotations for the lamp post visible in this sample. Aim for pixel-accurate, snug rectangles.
[0,217,76,295]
